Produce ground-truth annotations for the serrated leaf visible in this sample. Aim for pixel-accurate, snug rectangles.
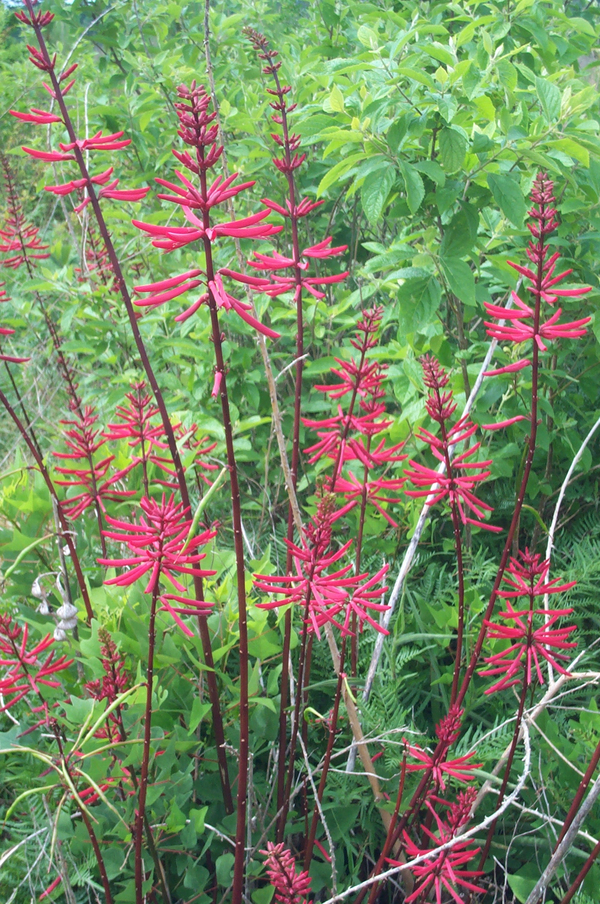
[414,160,445,187]
[361,164,396,225]
[400,162,424,213]
[441,256,476,306]
[487,173,526,227]
[536,76,561,123]
[439,127,467,173]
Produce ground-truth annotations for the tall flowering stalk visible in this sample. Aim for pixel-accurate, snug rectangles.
[303,306,405,673]
[244,27,349,831]
[132,80,280,902]
[14,0,232,814]
[456,172,590,709]
[404,355,499,702]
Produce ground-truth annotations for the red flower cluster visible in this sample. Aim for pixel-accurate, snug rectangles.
[480,549,577,694]
[404,707,482,791]
[484,173,590,381]
[303,307,406,527]
[260,842,311,904]
[404,356,499,532]
[0,615,73,713]
[254,496,388,637]
[55,406,135,521]
[392,788,484,904]
[133,82,281,339]
[98,495,217,636]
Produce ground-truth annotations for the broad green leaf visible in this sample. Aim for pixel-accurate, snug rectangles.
[439,127,467,173]
[397,275,442,335]
[441,256,476,307]
[536,76,561,123]
[507,873,537,903]
[400,162,425,213]
[414,160,445,187]
[440,209,476,258]
[547,138,589,167]
[190,806,208,835]
[487,173,526,227]
[317,152,365,196]
[496,59,517,91]
[361,164,396,225]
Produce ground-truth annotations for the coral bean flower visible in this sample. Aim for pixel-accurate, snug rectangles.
[480,604,577,694]
[99,494,217,597]
[392,789,484,904]
[254,501,389,637]
[0,616,73,711]
[260,842,311,904]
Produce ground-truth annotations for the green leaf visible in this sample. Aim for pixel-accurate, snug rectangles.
[252,886,275,904]
[507,873,537,903]
[536,76,561,123]
[190,806,208,835]
[496,59,517,91]
[440,257,476,307]
[400,162,425,213]
[361,164,396,225]
[216,852,235,887]
[188,698,211,733]
[487,173,526,227]
[328,86,345,113]
[317,151,365,196]
[547,138,589,167]
[165,799,187,833]
[397,274,442,335]
[439,127,467,173]
[414,160,445,187]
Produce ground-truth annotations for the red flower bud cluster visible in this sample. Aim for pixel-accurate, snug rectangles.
[260,842,311,904]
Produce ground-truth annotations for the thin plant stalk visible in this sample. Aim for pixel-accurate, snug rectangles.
[304,639,347,871]
[134,583,160,904]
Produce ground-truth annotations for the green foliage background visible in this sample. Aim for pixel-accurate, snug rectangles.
[1,0,600,901]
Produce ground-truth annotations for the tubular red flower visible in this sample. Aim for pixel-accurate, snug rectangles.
[98,494,217,606]
[0,616,73,712]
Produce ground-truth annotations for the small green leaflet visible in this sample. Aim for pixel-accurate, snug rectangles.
[361,163,396,225]
[397,274,442,335]
[487,173,526,227]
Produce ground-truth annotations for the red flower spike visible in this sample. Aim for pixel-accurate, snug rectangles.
[85,627,129,740]
[254,497,389,637]
[485,173,591,363]
[480,549,577,693]
[260,842,312,904]
[393,789,484,904]
[98,495,217,631]
[405,357,498,532]
[0,157,50,269]
[0,616,73,713]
